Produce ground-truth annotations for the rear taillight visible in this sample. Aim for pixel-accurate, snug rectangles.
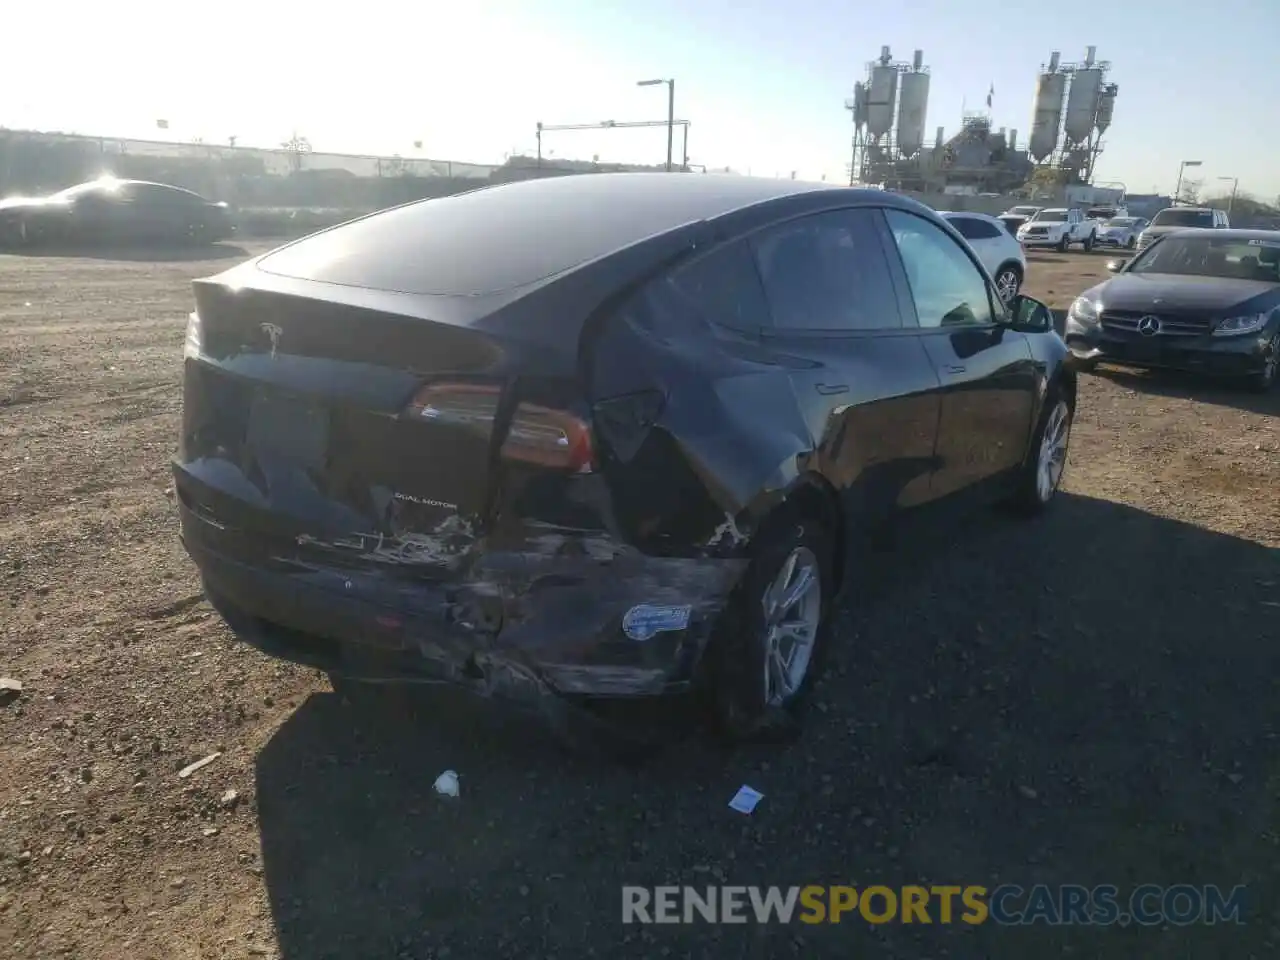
[405,382,595,473]
[406,382,502,434]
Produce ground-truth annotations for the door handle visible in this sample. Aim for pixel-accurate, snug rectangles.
[942,364,967,375]
[815,383,849,396]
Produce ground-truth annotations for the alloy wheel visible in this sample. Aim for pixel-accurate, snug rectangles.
[760,546,822,707]
[1036,400,1072,502]
[995,268,1020,302]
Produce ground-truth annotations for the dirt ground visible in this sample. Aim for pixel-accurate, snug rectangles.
[1,242,1277,960]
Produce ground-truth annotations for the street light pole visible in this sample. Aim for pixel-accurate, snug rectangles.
[637,78,676,171]
[1174,159,1201,204]
[1217,176,1239,216]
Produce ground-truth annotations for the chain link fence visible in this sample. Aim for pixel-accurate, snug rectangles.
[0,129,498,212]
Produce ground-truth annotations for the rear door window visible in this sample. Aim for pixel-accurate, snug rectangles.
[665,240,771,334]
[950,216,1002,241]
[749,208,904,332]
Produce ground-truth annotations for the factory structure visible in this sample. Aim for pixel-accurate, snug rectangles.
[846,46,1118,195]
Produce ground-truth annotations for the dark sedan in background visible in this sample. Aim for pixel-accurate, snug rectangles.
[0,177,234,247]
[175,173,1076,749]
[1065,228,1280,391]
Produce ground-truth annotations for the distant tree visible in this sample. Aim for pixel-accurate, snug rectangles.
[1177,178,1202,204]
[380,155,409,177]
[281,134,313,173]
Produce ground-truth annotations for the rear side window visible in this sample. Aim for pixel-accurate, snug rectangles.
[750,209,902,332]
[950,216,1002,241]
[666,240,771,333]
[133,184,203,206]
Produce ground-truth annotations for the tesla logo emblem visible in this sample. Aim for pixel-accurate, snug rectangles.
[260,323,283,359]
[1137,315,1161,337]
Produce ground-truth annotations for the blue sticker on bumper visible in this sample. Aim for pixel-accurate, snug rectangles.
[622,604,693,642]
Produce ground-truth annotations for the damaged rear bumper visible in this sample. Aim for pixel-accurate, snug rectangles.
[177,501,747,705]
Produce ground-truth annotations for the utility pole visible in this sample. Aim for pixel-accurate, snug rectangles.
[637,78,676,171]
[1217,176,1239,216]
[1173,159,1201,204]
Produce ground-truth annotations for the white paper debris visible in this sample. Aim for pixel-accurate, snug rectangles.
[434,769,460,798]
[728,785,763,814]
[177,752,222,779]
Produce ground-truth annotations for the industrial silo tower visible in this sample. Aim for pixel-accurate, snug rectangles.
[1028,46,1118,184]
[866,46,900,140]
[1028,51,1066,163]
[1095,83,1118,134]
[1063,46,1103,145]
[846,45,933,185]
[896,50,931,158]
[844,81,869,184]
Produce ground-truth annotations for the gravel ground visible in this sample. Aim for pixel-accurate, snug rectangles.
[0,242,1277,960]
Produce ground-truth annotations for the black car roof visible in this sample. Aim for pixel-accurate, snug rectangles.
[255,173,889,298]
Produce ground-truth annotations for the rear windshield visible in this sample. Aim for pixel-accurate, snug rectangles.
[256,179,711,296]
[1151,209,1214,228]
[1105,218,1137,227]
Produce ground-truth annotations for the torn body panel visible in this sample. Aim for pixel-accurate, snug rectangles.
[176,454,746,701]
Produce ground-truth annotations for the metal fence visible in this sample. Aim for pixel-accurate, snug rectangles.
[0,128,498,210]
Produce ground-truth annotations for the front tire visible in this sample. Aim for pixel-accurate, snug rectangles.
[709,513,835,743]
[1125,235,1136,250]
[1008,386,1074,514]
[1056,234,1069,253]
[1082,231,1096,253]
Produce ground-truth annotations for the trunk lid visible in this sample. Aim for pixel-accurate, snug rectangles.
[181,279,592,575]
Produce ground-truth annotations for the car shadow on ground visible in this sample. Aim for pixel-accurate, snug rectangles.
[1,241,249,262]
[255,493,1278,960]
[1090,364,1280,416]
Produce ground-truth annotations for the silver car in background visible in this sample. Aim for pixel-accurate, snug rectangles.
[1095,216,1148,250]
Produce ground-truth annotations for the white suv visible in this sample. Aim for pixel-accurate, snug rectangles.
[939,211,1027,301]
[1136,207,1229,252]
[1016,207,1097,252]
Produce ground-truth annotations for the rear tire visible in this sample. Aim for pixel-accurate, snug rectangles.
[994,264,1022,303]
[708,512,836,744]
[1008,384,1074,515]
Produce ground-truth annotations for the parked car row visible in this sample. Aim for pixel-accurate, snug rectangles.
[0,177,235,247]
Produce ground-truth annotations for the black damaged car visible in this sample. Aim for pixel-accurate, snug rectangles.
[1065,228,1280,391]
[174,173,1077,745]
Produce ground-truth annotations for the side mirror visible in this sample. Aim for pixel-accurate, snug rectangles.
[1007,293,1053,333]
[1105,259,1124,273]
